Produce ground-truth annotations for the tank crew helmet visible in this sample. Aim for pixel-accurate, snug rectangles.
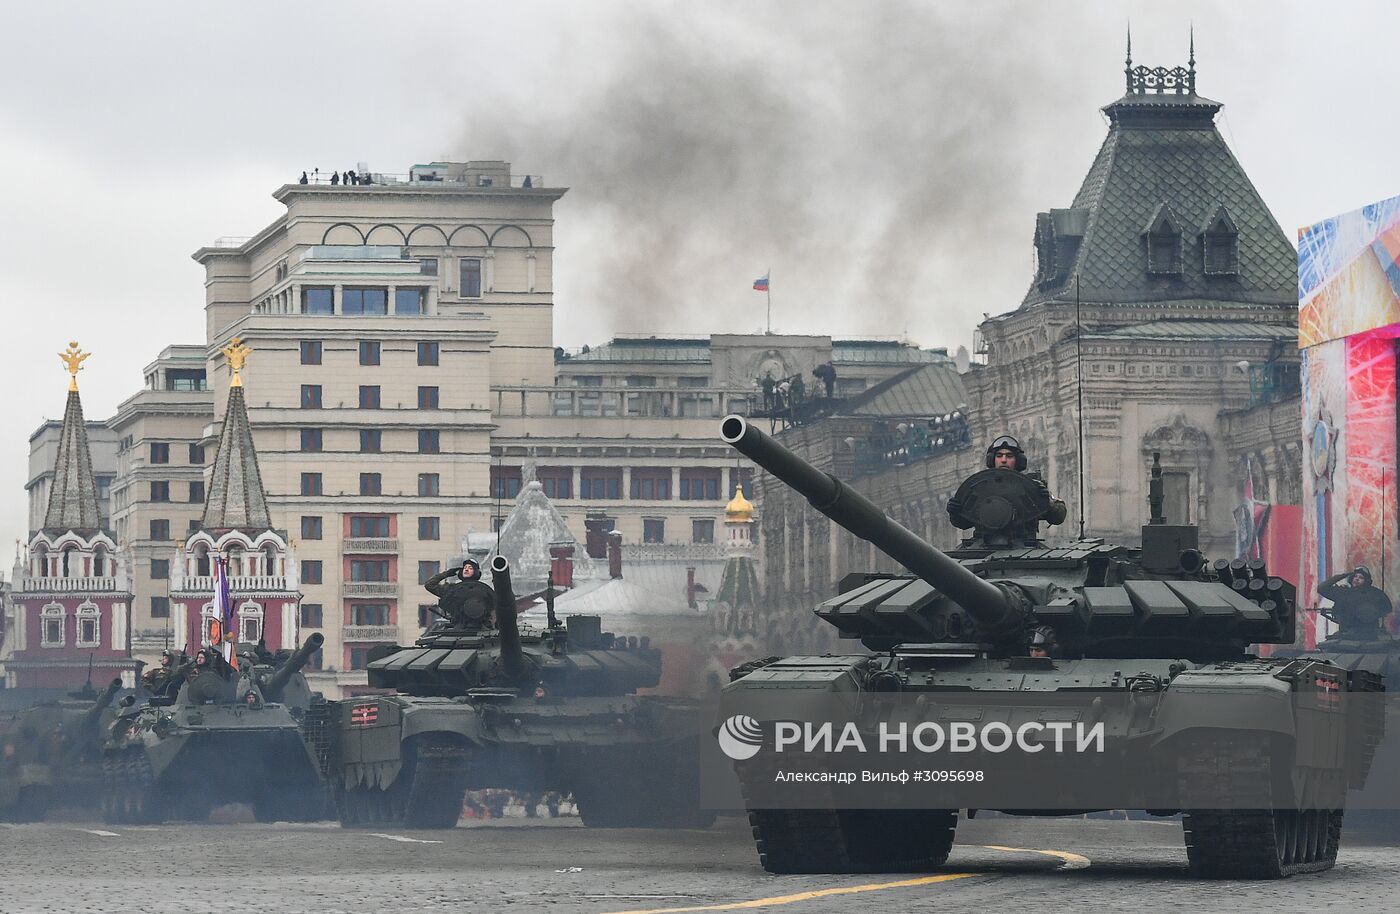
[1352,565,1373,585]
[461,558,482,581]
[1028,626,1056,656]
[985,435,1027,472]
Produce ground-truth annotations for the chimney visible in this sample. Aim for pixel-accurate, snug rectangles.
[584,511,610,559]
[686,566,698,609]
[549,543,575,589]
[607,531,623,579]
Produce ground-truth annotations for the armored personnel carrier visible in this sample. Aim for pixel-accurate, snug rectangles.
[719,415,1381,879]
[101,633,327,824]
[0,678,122,821]
[322,555,712,829]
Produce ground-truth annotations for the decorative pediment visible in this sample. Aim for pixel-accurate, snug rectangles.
[1141,414,1211,453]
[1200,204,1238,236]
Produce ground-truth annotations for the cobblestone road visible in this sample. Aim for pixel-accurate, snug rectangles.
[2,815,1396,913]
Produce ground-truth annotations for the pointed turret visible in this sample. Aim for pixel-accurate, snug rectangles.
[43,343,102,534]
[201,338,270,531]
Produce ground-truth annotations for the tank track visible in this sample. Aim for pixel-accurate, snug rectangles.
[337,735,467,829]
[101,748,165,825]
[736,757,955,873]
[1180,733,1343,878]
[574,741,716,829]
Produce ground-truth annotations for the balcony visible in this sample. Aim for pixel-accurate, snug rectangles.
[343,582,398,598]
[175,574,290,593]
[343,625,399,642]
[344,538,399,553]
[19,576,118,593]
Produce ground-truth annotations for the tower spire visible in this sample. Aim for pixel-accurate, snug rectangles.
[1124,23,1133,92]
[1188,24,1196,92]
[43,343,102,532]
[202,342,270,529]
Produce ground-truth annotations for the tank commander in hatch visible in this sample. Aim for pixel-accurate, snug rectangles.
[425,557,496,628]
[946,435,1067,539]
[1318,565,1392,642]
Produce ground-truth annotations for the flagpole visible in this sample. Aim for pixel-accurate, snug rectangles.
[766,267,771,334]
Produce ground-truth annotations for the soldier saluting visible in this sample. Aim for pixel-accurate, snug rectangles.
[1318,565,1392,641]
[425,558,496,628]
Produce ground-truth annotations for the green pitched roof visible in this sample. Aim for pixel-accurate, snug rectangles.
[1022,79,1295,310]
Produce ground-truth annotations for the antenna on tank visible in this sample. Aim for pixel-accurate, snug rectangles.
[1075,273,1088,538]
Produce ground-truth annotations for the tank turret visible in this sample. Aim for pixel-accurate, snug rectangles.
[720,414,1293,660]
[77,678,123,731]
[260,632,325,703]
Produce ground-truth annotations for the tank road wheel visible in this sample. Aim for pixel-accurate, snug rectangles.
[11,787,49,823]
[573,743,715,830]
[1179,733,1343,878]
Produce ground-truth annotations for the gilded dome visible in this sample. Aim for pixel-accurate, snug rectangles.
[725,483,754,522]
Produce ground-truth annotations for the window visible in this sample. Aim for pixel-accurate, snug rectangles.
[626,375,657,388]
[692,519,715,544]
[418,429,440,454]
[76,605,100,648]
[418,386,439,409]
[360,473,382,496]
[395,288,425,314]
[41,605,64,647]
[150,596,170,619]
[460,258,482,297]
[150,559,170,579]
[539,467,572,499]
[300,341,323,365]
[418,560,440,584]
[343,287,388,315]
[679,376,710,388]
[241,611,262,645]
[150,442,169,464]
[359,385,381,409]
[350,515,391,537]
[189,481,205,503]
[188,443,205,464]
[643,518,666,543]
[418,605,436,627]
[301,516,323,540]
[300,384,322,409]
[680,469,721,501]
[300,603,324,627]
[359,341,381,366]
[1149,233,1181,274]
[302,287,334,314]
[417,341,439,366]
[301,560,323,584]
[150,481,170,502]
[418,516,440,540]
[167,369,207,391]
[418,258,438,276]
[729,467,754,499]
[360,429,382,453]
[418,473,440,497]
[490,466,522,499]
[580,468,622,500]
[349,647,373,670]
[150,519,170,540]
[350,560,390,582]
[301,473,323,496]
[300,428,322,452]
[188,518,201,534]
[1162,470,1191,524]
[630,469,671,500]
[351,604,390,625]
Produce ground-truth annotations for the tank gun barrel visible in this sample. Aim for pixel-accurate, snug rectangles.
[78,677,123,729]
[262,632,324,701]
[721,415,1022,634]
[490,556,529,679]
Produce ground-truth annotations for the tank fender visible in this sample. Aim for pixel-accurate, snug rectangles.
[1150,672,1296,749]
[336,699,403,791]
[400,705,483,743]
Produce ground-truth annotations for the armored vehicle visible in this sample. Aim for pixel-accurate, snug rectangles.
[0,678,122,821]
[719,415,1381,879]
[101,633,327,824]
[322,555,712,829]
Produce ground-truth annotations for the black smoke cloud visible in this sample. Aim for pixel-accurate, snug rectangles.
[455,2,1135,348]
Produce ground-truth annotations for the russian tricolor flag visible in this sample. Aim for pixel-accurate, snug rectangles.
[752,273,769,292]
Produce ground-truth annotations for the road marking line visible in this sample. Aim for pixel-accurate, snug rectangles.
[979,844,1091,870]
[73,829,121,838]
[368,832,443,844]
[595,873,977,914]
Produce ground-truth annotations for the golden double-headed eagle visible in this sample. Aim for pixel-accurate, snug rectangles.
[59,341,90,391]
[222,337,253,387]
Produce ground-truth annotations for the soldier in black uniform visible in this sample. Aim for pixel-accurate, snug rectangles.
[1318,565,1392,641]
[947,435,1067,542]
[424,558,497,628]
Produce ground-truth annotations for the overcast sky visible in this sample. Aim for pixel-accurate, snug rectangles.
[0,1,1393,557]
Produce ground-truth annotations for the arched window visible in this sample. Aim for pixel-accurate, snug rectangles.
[261,544,279,577]
[239,602,264,645]
[227,544,244,578]
[193,543,211,577]
[92,546,107,578]
[32,544,48,579]
[40,603,66,647]
[1201,206,1240,276]
[61,546,77,578]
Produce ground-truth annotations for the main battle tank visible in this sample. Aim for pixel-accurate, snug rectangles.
[323,555,712,829]
[101,633,327,823]
[0,678,122,821]
[719,415,1382,879]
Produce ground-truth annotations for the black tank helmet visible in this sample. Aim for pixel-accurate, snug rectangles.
[461,558,482,581]
[985,435,1027,472]
[1353,565,1374,585]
